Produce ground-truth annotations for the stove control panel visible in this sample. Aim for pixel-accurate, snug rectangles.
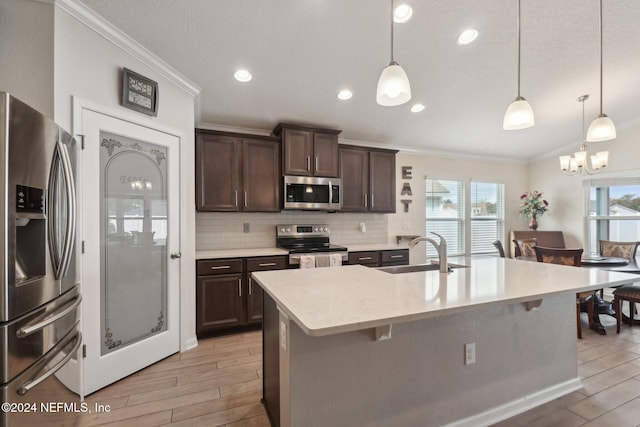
[277,224,330,238]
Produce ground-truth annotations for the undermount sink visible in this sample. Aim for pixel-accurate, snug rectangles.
[377,263,468,274]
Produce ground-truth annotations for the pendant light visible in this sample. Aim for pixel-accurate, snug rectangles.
[559,94,608,175]
[376,0,411,106]
[586,0,616,142]
[503,0,534,130]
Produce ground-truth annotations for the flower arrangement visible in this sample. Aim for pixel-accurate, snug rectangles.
[519,191,549,218]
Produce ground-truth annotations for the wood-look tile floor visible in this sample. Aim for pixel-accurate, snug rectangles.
[51,313,640,426]
[73,331,269,426]
[494,314,640,427]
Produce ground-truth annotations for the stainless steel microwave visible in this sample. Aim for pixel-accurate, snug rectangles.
[283,176,341,211]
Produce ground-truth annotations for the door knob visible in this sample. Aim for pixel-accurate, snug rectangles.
[170,252,182,259]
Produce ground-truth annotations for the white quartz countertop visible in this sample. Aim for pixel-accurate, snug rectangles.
[195,248,288,259]
[251,256,639,337]
[346,244,407,251]
[195,243,404,259]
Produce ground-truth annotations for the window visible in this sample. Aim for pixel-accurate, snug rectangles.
[425,179,504,258]
[586,178,640,256]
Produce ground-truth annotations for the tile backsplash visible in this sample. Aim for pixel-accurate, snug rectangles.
[196,211,389,250]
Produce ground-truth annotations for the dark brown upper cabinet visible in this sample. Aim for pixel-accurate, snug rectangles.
[272,123,341,177]
[196,129,280,212]
[339,145,397,213]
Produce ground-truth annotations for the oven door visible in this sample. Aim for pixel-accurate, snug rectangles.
[283,176,341,210]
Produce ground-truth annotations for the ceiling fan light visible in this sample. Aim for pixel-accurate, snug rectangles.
[586,114,616,142]
[376,62,412,106]
[502,97,534,130]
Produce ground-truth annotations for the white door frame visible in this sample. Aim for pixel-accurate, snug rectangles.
[72,97,197,395]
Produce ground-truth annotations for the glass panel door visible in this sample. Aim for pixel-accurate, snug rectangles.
[99,131,167,355]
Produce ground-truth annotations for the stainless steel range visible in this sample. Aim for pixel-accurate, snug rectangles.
[276,224,348,266]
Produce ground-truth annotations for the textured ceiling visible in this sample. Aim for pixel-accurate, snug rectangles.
[80,0,640,162]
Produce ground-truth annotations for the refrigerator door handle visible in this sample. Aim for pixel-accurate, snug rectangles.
[16,295,82,338]
[58,139,76,280]
[47,140,76,280]
[17,329,81,395]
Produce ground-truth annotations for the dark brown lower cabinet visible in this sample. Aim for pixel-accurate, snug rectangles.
[196,274,244,334]
[348,249,409,268]
[196,255,288,337]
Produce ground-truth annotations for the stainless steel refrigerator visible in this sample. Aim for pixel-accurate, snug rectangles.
[0,92,82,426]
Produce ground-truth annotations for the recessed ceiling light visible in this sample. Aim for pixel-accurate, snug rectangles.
[411,103,425,113]
[234,69,252,82]
[337,89,353,101]
[393,4,413,23]
[457,28,479,45]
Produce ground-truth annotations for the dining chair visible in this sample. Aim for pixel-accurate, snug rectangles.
[600,240,640,322]
[599,240,640,261]
[533,246,594,339]
[513,237,537,258]
[492,240,506,258]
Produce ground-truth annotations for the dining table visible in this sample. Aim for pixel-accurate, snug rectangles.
[515,255,640,333]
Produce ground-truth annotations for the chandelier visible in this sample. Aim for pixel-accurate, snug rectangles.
[559,94,608,175]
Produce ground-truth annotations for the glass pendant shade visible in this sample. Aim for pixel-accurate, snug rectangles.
[586,114,616,142]
[376,61,411,106]
[503,96,534,130]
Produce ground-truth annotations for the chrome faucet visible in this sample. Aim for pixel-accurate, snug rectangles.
[409,232,449,273]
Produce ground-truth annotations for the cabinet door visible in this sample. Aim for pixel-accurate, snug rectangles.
[369,151,396,213]
[195,134,240,211]
[243,139,280,212]
[339,147,369,212]
[381,249,409,266]
[196,274,244,336]
[246,256,288,324]
[282,129,313,176]
[348,251,380,267]
[313,132,339,177]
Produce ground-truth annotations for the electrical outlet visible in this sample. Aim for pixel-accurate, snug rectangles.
[359,222,366,232]
[464,342,476,365]
[243,223,250,233]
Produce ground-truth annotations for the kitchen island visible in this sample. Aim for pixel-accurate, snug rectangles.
[252,256,637,427]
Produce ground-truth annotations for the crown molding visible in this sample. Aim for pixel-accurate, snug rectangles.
[197,121,527,165]
[51,0,201,98]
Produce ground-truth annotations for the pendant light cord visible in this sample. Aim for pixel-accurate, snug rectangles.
[598,0,603,115]
[390,0,395,63]
[516,0,522,98]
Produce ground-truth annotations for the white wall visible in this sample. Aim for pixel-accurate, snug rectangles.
[52,7,197,351]
[528,123,640,249]
[0,0,54,116]
[388,152,529,262]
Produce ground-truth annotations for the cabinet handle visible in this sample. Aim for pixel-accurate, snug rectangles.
[390,255,404,259]
[371,194,374,208]
[315,156,319,171]
[307,156,311,171]
[234,190,238,207]
[358,257,372,261]
[244,191,248,207]
[210,265,231,270]
[249,277,252,295]
[238,279,242,297]
[364,194,368,207]
[259,262,276,267]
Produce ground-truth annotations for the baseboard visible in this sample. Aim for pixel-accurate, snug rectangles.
[443,378,583,427]
[183,336,198,352]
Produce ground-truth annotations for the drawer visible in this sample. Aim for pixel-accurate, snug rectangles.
[197,258,243,276]
[348,251,381,267]
[246,256,288,272]
[381,250,409,265]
